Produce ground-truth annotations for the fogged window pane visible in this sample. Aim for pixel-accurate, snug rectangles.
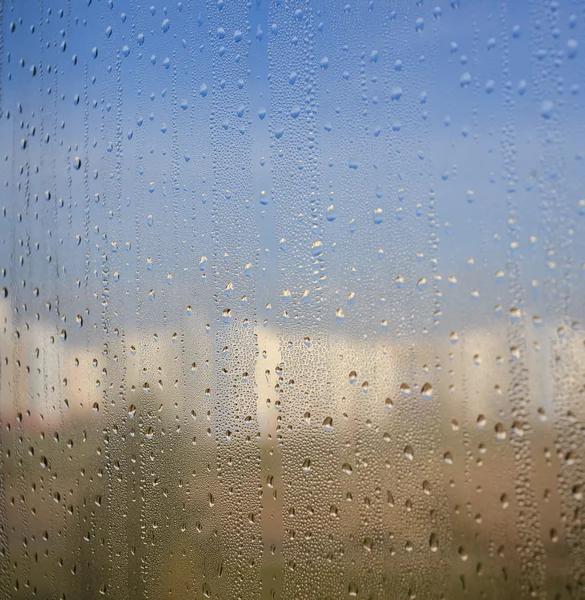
[1,1,584,598]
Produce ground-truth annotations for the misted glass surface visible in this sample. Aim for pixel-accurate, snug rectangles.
[0,1,584,598]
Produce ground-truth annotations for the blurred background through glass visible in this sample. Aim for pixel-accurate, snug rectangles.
[0,1,584,598]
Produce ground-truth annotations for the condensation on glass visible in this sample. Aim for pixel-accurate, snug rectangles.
[0,1,584,599]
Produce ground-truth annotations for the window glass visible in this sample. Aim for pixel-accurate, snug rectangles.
[1,1,584,598]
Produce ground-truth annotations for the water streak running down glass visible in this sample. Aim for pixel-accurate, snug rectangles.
[0,1,584,598]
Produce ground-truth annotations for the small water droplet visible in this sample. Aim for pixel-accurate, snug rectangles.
[421,383,433,400]
[400,383,411,397]
[495,422,506,440]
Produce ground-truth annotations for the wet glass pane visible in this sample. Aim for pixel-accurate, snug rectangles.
[1,1,584,598]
